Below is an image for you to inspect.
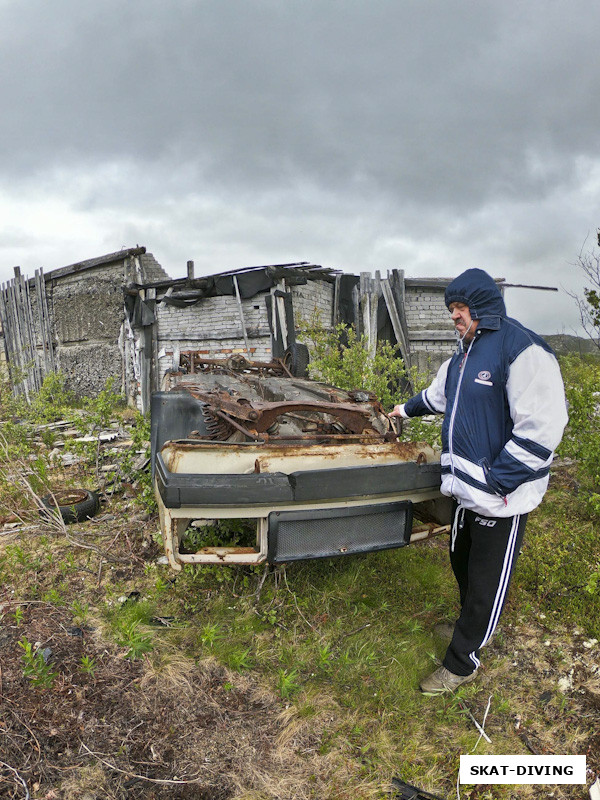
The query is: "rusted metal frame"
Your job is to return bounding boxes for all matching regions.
[277,358,294,378]
[180,430,394,444]
[252,402,375,434]
[160,503,267,569]
[409,523,451,543]
[211,409,264,441]
[187,391,378,434]
[253,432,395,443]
[178,353,288,374]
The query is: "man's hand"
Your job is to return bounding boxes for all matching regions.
[389,404,407,418]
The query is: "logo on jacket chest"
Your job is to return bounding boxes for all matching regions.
[474,370,493,386]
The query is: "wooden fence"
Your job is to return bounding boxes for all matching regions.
[0,267,55,400]
[354,269,412,372]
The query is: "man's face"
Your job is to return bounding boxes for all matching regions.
[449,302,479,343]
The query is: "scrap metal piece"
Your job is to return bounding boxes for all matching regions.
[391,778,446,800]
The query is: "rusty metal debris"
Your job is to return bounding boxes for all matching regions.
[164,357,393,443]
[154,357,448,570]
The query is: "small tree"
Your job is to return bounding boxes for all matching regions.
[299,318,410,410]
[569,236,600,349]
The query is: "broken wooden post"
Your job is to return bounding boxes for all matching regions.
[360,271,379,361]
[232,275,251,355]
[382,275,412,373]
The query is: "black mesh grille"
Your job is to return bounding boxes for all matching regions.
[267,502,412,563]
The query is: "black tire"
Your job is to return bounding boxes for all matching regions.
[283,342,310,378]
[41,489,100,524]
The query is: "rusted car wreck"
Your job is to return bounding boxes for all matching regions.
[152,354,448,570]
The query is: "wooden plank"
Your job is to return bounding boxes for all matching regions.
[333,274,341,326]
[369,272,380,360]
[275,280,288,351]
[0,286,13,378]
[360,272,371,352]
[8,277,28,401]
[501,283,557,291]
[21,272,41,391]
[382,278,411,370]
[390,269,411,350]
[3,281,20,388]
[15,268,36,396]
[352,282,360,336]
[148,288,160,393]
[360,272,380,361]
[233,275,251,355]
[34,269,49,375]
[41,269,55,372]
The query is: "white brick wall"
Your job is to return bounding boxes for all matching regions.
[291,280,334,328]
[404,284,456,377]
[404,286,449,329]
[153,281,334,378]
[156,294,271,340]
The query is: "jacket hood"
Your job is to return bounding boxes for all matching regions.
[444,268,506,319]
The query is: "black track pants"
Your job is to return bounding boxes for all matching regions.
[442,504,528,677]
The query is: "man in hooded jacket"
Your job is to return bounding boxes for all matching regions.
[390,268,568,695]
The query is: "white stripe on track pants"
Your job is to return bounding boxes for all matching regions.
[442,503,528,677]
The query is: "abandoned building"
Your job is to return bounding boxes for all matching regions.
[0,247,510,410]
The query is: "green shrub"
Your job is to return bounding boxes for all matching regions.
[299,318,409,410]
[558,354,600,500]
[299,316,442,447]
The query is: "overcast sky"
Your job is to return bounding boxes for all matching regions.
[1,0,599,335]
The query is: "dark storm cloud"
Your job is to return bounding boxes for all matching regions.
[2,0,600,212]
[0,0,598,335]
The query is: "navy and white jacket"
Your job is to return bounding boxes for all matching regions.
[398,269,568,518]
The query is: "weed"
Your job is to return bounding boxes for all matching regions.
[277,668,300,698]
[79,655,97,677]
[200,623,222,648]
[19,637,57,688]
[82,377,126,431]
[115,620,153,659]
[317,643,334,670]
[181,518,256,551]
[13,607,24,625]
[70,599,90,624]
[226,647,253,671]
[42,587,66,606]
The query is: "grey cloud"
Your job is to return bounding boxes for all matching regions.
[0,0,598,338]
[2,0,600,213]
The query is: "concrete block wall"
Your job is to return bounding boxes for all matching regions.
[404,285,449,330]
[154,280,334,381]
[404,283,456,377]
[291,280,334,329]
[155,293,273,377]
[50,262,128,398]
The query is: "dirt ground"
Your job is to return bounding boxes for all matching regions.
[0,514,599,800]
[0,598,346,800]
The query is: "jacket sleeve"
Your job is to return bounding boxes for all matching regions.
[402,358,450,417]
[485,344,568,497]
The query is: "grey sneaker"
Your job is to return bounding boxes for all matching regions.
[419,665,477,695]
